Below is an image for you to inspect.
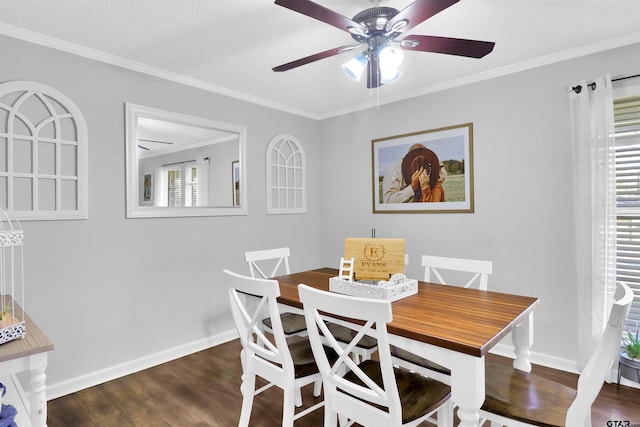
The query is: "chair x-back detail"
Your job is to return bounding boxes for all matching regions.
[327,255,384,363]
[422,255,493,290]
[298,284,452,427]
[224,269,325,426]
[245,247,291,280]
[391,255,494,384]
[324,253,409,364]
[479,282,634,427]
[244,247,307,337]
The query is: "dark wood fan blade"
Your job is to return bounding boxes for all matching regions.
[273,45,356,72]
[275,0,366,34]
[138,139,174,145]
[367,55,381,89]
[401,35,495,58]
[387,0,459,36]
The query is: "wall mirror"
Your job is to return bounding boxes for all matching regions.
[125,103,247,218]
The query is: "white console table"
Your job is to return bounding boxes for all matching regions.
[0,303,54,427]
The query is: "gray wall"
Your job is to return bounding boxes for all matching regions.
[2,33,640,396]
[0,35,323,393]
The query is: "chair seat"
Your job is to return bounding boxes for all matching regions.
[326,322,378,349]
[481,359,576,427]
[390,345,450,376]
[287,335,339,379]
[343,359,451,424]
[263,312,308,335]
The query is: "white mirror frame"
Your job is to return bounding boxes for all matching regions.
[125,103,247,218]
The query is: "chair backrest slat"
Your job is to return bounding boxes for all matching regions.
[245,247,291,279]
[422,254,493,290]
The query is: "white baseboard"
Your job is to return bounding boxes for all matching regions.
[46,329,238,400]
[47,330,639,401]
[490,342,579,373]
[490,342,640,389]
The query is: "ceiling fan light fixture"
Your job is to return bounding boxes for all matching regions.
[378,44,404,84]
[380,68,401,84]
[343,52,368,81]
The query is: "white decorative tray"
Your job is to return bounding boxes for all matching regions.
[0,319,26,345]
[329,276,418,301]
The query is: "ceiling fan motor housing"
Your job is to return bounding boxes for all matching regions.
[350,7,400,42]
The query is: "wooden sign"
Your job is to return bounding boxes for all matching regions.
[344,238,405,280]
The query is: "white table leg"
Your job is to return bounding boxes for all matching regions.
[450,353,484,427]
[512,312,534,372]
[28,353,49,427]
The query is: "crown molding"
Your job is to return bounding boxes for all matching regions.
[0,24,322,120]
[2,23,639,121]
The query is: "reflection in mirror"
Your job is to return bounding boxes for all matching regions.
[125,104,247,218]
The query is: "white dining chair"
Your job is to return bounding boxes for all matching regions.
[422,254,493,290]
[298,284,452,427]
[224,269,328,427]
[324,254,412,364]
[324,254,410,364]
[391,254,493,384]
[244,247,307,337]
[479,282,634,427]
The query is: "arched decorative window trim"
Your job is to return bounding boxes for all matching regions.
[0,81,88,220]
[266,134,307,214]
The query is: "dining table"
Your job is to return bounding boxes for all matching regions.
[273,267,540,427]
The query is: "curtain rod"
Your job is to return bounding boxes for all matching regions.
[571,73,640,94]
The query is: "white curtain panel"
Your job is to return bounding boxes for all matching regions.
[153,164,169,207]
[196,157,209,206]
[569,75,617,370]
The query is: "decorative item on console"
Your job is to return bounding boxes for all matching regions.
[0,382,18,426]
[0,208,25,345]
[329,237,417,301]
[618,320,640,384]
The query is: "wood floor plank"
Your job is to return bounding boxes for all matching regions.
[47,339,640,426]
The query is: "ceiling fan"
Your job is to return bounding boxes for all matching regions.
[137,138,174,151]
[272,0,495,88]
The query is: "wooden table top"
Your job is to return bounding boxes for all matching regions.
[274,268,539,358]
[0,298,54,363]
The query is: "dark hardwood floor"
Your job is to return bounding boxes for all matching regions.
[47,339,640,426]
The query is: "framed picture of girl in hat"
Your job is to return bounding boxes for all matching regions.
[372,123,473,213]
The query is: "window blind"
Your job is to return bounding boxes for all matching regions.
[615,94,640,328]
[168,168,182,207]
[185,166,199,207]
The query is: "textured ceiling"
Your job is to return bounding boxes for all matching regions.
[1,0,640,119]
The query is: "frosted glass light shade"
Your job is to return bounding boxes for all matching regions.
[379,45,404,84]
[343,53,367,81]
